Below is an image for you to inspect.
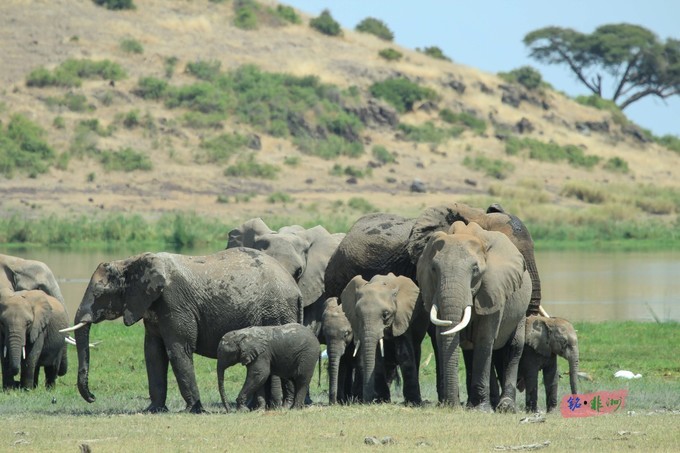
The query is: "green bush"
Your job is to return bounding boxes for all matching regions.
[355,17,394,41]
[100,147,152,172]
[274,5,301,24]
[378,48,402,61]
[295,135,364,159]
[233,0,259,29]
[505,137,600,169]
[310,9,342,36]
[27,59,126,88]
[347,197,377,213]
[44,92,90,112]
[120,38,143,54]
[267,192,293,203]
[439,109,486,134]
[369,77,438,113]
[283,155,300,166]
[121,110,140,128]
[655,134,680,154]
[417,46,451,61]
[371,145,396,164]
[181,112,226,129]
[463,155,514,180]
[78,118,113,137]
[603,156,630,173]
[497,66,546,90]
[561,181,606,204]
[52,116,66,129]
[164,56,178,79]
[224,154,279,179]
[196,132,249,163]
[0,115,55,177]
[93,0,135,10]
[574,94,629,126]
[185,60,222,81]
[134,77,168,100]
[398,122,463,144]
[330,164,370,178]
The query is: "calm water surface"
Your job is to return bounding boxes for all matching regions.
[2,247,679,323]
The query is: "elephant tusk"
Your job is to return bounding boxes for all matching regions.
[65,335,101,348]
[3,346,6,358]
[353,340,360,357]
[441,305,472,336]
[430,304,453,326]
[59,322,88,333]
[22,346,26,360]
[539,306,550,318]
[379,338,384,357]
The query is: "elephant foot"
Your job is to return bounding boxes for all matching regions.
[466,401,494,413]
[187,400,206,414]
[144,404,169,414]
[496,397,517,414]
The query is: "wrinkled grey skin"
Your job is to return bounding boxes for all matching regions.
[323,203,542,406]
[320,297,355,404]
[0,289,68,390]
[417,221,531,412]
[518,315,579,413]
[227,218,345,336]
[73,248,302,413]
[217,323,319,411]
[341,273,426,405]
[0,254,65,305]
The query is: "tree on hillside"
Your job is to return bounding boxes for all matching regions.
[524,23,680,110]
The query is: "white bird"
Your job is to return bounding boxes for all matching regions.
[614,370,642,379]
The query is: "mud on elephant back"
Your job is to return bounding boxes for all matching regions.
[64,248,302,413]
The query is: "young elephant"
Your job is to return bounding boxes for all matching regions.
[320,297,355,404]
[518,315,579,413]
[217,323,320,411]
[0,289,68,390]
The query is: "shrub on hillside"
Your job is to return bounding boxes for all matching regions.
[439,109,486,134]
[134,77,168,100]
[603,156,629,173]
[497,66,546,90]
[233,0,259,30]
[378,48,402,61]
[505,137,600,169]
[26,59,126,88]
[656,134,680,154]
[369,77,438,113]
[185,60,222,81]
[274,5,301,24]
[196,133,249,164]
[463,155,514,180]
[0,114,55,177]
[224,154,279,179]
[310,9,342,36]
[371,145,396,164]
[120,38,143,54]
[93,0,135,10]
[417,46,451,61]
[100,147,152,172]
[574,94,629,126]
[398,122,463,143]
[355,17,394,41]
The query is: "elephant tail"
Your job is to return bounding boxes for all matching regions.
[217,365,231,413]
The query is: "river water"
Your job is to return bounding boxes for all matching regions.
[2,247,679,323]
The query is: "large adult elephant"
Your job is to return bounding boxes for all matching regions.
[417,221,531,411]
[340,273,427,405]
[65,248,302,413]
[0,289,68,389]
[323,202,542,405]
[0,254,65,304]
[227,218,345,336]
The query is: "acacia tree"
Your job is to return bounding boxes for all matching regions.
[524,23,680,110]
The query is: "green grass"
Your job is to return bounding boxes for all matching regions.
[397,121,463,143]
[26,59,126,88]
[0,321,677,451]
[505,136,601,168]
[0,114,56,177]
[463,154,514,179]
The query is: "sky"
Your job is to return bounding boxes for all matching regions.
[283,0,679,137]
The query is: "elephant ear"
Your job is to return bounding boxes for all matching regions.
[415,231,448,312]
[298,227,341,307]
[239,329,268,366]
[123,253,167,326]
[226,218,272,249]
[389,274,419,337]
[407,203,486,266]
[29,296,53,343]
[525,316,551,357]
[340,275,367,332]
[472,224,526,315]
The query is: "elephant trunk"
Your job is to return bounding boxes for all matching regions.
[566,348,579,395]
[436,288,468,406]
[326,340,344,404]
[360,334,380,403]
[524,252,542,316]
[7,331,25,377]
[75,322,96,402]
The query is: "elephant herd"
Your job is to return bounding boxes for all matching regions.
[0,202,581,414]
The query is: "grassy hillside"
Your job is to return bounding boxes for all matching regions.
[0,0,678,246]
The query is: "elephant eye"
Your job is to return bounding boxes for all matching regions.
[343,330,351,339]
[382,310,391,321]
[472,263,480,276]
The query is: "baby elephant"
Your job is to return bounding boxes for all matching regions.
[217,323,319,412]
[518,315,579,413]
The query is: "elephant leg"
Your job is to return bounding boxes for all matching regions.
[166,342,202,413]
[497,319,525,413]
[543,357,559,413]
[428,324,443,399]
[292,377,309,409]
[144,331,169,413]
[374,353,391,403]
[523,363,540,413]
[58,345,68,377]
[396,337,422,405]
[468,342,493,411]
[489,358,501,409]
[282,377,296,409]
[269,376,284,408]
[237,365,269,410]
[462,348,473,404]
[44,365,58,389]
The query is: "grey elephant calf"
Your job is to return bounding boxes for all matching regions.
[217,323,320,411]
[518,315,579,413]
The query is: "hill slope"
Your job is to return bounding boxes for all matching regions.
[0,0,678,230]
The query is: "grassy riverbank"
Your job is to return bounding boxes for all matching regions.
[0,321,678,451]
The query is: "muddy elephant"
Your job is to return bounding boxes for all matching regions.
[65,248,302,413]
[518,315,579,413]
[227,218,345,336]
[0,254,65,304]
[0,289,68,390]
[417,221,531,411]
[217,323,319,411]
[340,273,426,405]
[320,297,356,404]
